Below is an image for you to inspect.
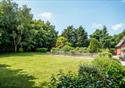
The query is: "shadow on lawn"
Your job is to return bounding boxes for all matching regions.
[0,64,38,88]
[0,52,47,58]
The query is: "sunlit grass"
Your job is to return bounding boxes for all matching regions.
[0,53,92,87]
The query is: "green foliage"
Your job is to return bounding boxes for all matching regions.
[97,49,112,58]
[51,47,90,55]
[88,38,100,53]
[51,48,59,54]
[62,25,88,47]
[56,36,68,48]
[61,45,74,52]
[48,55,125,88]
[90,26,114,49]
[19,48,24,52]
[36,48,48,52]
[62,25,76,47]
[75,47,89,53]
[93,57,125,87]
[0,0,124,53]
[48,65,110,88]
[75,26,88,47]
[0,0,57,52]
[114,29,125,43]
[31,21,57,51]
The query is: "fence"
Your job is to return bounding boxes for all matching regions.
[49,51,97,58]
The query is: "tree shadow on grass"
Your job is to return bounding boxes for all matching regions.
[0,64,38,88]
[0,52,47,58]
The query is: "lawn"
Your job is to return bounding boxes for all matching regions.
[0,53,92,88]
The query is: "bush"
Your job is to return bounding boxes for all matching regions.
[69,49,77,55]
[51,47,90,55]
[61,45,74,52]
[88,38,100,53]
[56,36,68,48]
[51,48,59,54]
[48,56,125,88]
[69,47,89,55]
[93,57,125,87]
[97,49,112,58]
[36,48,48,52]
[19,48,24,52]
[48,65,112,88]
[75,47,89,53]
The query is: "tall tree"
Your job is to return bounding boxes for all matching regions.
[0,0,33,52]
[17,5,34,52]
[113,29,125,43]
[90,26,112,49]
[75,26,88,47]
[31,21,58,50]
[62,25,76,47]
[14,5,33,52]
[88,38,100,53]
[0,0,18,52]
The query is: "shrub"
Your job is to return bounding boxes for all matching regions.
[61,45,74,52]
[78,47,89,53]
[48,56,125,88]
[36,48,47,52]
[88,38,100,53]
[56,36,68,48]
[97,49,112,58]
[106,60,125,87]
[70,47,89,54]
[51,48,59,54]
[93,57,125,87]
[48,65,112,88]
[51,47,90,55]
[19,48,24,52]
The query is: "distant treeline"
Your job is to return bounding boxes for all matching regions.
[0,0,124,52]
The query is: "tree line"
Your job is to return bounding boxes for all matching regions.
[0,0,124,53]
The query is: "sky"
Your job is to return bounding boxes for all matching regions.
[13,0,125,35]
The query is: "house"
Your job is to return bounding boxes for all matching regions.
[115,37,125,65]
[115,36,125,55]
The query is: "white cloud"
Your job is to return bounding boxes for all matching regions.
[122,0,125,3]
[38,12,53,19]
[111,23,125,30]
[91,23,103,29]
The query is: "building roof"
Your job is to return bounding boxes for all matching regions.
[116,36,125,47]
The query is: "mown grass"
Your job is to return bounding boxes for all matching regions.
[0,52,92,88]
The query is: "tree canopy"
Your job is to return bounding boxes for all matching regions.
[0,0,124,53]
[0,0,57,52]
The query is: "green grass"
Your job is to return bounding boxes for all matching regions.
[0,53,92,88]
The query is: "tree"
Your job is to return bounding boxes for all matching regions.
[12,25,24,52]
[0,0,33,52]
[13,5,33,52]
[75,26,88,47]
[88,38,100,53]
[90,26,112,49]
[62,25,88,47]
[62,25,76,47]
[17,5,33,51]
[31,21,58,51]
[90,29,102,41]
[0,0,18,52]
[56,36,69,48]
[0,0,57,52]
[113,29,125,43]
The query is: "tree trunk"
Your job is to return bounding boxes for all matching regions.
[14,45,17,52]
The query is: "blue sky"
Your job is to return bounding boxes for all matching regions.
[13,0,125,35]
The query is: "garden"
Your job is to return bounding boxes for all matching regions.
[0,0,125,88]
